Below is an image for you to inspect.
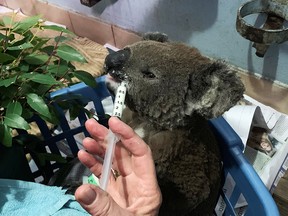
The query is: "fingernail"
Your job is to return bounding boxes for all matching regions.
[81,186,97,205]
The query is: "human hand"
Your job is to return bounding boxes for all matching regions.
[75,117,162,216]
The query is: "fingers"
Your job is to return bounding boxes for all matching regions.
[85,118,108,142]
[109,117,150,157]
[78,150,103,177]
[85,117,149,157]
[82,137,105,157]
[84,117,155,178]
[108,117,156,178]
[75,184,131,216]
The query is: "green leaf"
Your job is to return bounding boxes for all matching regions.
[20,73,60,85]
[7,42,34,50]
[41,25,75,35]
[2,16,13,27]
[54,35,70,43]
[21,109,33,120]
[13,15,42,33]
[73,70,97,88]
[13,134,42,147]
[33,84,51,95]
[36,152,67,166]
[0,76,17,87]
[46,64,69,77]
[24,53,49,65]
[4,113,30,130]
[41,45,54,55]
[37,105,59,125]
[56,45,87,63]
[7,33,15,42]
[26,93,51,119]
[6,101,22,115]
[19,64,30,72]
[0,19,4,27]
[17,82,34,96]
[0,32,8,40]
[69,105,82,120]
[52,93,83,104]
[0,53,15,63]
[32,38,50,52]
[0,123,12,147]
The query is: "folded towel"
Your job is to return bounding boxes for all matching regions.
[0,178,89,216]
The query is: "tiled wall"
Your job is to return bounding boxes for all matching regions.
[1,0,288,114]
[1,0,141,48]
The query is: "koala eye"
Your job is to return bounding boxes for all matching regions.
[141,70,156,79]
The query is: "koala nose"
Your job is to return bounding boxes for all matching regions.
[104,49,130,73]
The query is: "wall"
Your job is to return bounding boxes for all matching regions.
[22,0,288,86]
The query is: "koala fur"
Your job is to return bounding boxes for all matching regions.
[105,33,245,216]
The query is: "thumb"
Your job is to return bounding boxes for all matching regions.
[75,184,129,216]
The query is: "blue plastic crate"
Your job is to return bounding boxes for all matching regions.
[28,75,279,215]
[209,117,279,216]
[24,76,111,181]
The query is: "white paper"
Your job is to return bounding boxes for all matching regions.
[223,94,288,192]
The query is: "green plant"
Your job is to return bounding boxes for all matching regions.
[0,14,97,147]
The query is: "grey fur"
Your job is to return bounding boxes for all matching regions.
[105,33,245,216]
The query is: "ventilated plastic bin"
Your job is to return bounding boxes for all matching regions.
[23,76,111,182]
[27,75,279,215]
[209,117,279,216]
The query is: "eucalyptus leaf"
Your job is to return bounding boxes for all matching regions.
[0,86,18,100]
[0,124,12,147]
[46,64,69,77]
[24,53,49,65]
[19,64,30,72]
[41,25,75,35]
[26,93,51,119]
[41,153,67,163]
[17,82,34,96]
[7,33,15,42]
[32,38,50,52]
[41,45,54,55]
[21,109,33,120]
[0,76,17,87]
[36,152,67,166]
[0,19,4,27]
[84,108,94,119]
[21,73,60,85]
[52,93,84,104]
[56,45,87,63]
[6,101,22,115]
[54,36,70,43]
[0,33,6,40]
[0,53,15,63]
[73,70,97,88]
[0,14,93,147]
[4,113,30,130]
[13,134,42,147]
[30,74,60,85]
[38,106,59,125]
[7,42,34,50]
[35,84,53,95]
[2,16,13,27]
[13,15,42,33]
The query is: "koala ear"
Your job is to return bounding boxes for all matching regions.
[184,61,245,119]
[142,32,169,43]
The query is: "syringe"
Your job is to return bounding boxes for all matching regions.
[99,82,127,191]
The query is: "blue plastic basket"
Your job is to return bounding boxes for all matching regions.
[23,76,111,181]
[27,75,279,215]
[209,118,279,216]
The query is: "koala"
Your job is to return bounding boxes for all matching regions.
[105,33,245,216]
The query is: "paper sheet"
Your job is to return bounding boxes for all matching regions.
[223,94,288,191]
